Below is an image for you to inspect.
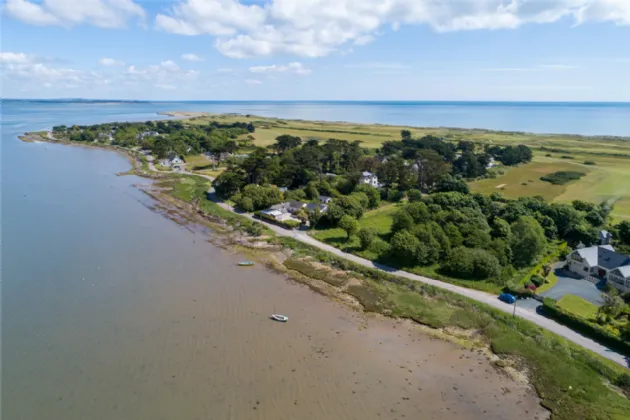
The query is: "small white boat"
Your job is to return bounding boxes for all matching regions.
[270,314,288,322]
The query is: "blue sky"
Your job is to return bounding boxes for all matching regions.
[2,0,629,101]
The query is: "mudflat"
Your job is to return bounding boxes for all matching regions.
[6,228,547,420]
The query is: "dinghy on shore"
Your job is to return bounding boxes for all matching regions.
[238,261,254,266]
[270,314,288,322]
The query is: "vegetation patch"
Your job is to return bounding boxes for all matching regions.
[557,295,599,320]
[540,171,586,185]
[275,236,630,419]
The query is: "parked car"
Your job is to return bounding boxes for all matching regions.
[499,293,516,304]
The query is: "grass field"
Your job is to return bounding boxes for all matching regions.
[557,294,599,320]
[470,153,630,220]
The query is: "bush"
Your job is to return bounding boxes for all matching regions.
[530,275,545,288]
[440,247,501,280]
[540,171,585,185]
[358,227,377,250]
[560,155,575,159]
[541,299,630,355]
[583,161,596,165]
[407,189,422,202]
[369,237,390,254]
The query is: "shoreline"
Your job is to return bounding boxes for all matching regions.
[17,128,630,418]
[159,111,630,141]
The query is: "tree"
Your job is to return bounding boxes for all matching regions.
[239,196,254,212]
[272,134,302,154]
[246,122,255,133]
[308,208,322,229]
[585,210,605,227]
[390,230,421,265]
[339,215,359,240]
[617,221,630,245]
[542,263,552,278]
[444,223,464,247]
[391,210,414,233]
[355,184,380,208]
[358,227,377,250]
[411,224,440,264]
[491,217,512,240]
[407,189,422,202]
[213,170,247,198]
[597,289,625,323]
[510,216,547,268]
[401,129,412,140]
[434,174,470,194]
[440,247,501,280]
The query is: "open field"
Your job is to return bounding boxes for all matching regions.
[470,153,630,220]
[171,111,630,156]
[172,112,630,219]
[557,294,599,320]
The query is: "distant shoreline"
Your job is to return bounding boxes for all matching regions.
[159,111,630,142]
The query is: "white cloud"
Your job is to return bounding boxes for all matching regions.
[156,0,630,58]
[155,84,176,90]
[1,51,93,88]
[249,62,312,75]
[5,0,145,28]
[182,53,204,61]
[354,35,375,46]
[0,52,31,64]
[99,57,125,66]
[245,79,262,85]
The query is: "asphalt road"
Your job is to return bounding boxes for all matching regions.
[208,196,629,367]
[160,168,629,368]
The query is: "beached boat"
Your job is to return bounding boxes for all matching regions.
[270,314,288,322]
[238,261,254,266]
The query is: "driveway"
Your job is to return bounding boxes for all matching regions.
[540,269,605,306]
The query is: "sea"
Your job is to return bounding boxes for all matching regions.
[4,98,624,420]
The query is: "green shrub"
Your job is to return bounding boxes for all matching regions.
[357,227,377,250]
[440,247,501,280]
[530,275,545,288]
[540,171,586,185]
[583,161,596,165]
[541,299,630,355]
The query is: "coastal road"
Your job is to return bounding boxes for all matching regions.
[153,166,629,368]
[207,194,629,368]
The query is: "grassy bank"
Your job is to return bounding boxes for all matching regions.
[274,237,630,420]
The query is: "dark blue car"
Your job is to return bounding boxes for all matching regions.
[499,293,516,304]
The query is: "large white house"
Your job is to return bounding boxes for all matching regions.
[567,242,630,294]
[360,171,379,188]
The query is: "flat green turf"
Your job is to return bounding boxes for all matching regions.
[557,294,599,320]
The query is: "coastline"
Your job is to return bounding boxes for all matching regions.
[18,127,630,419]
[158,111,630,141]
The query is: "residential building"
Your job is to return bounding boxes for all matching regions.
[359,171,379,188]
[600,230,613,245]
[567,243,630,293]
[260,209,300,223]
[318,195,333,204]
[306,202,328,213]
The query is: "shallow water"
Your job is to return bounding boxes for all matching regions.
[2,101,549,419]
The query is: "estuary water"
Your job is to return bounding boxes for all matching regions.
[0,100,557,420]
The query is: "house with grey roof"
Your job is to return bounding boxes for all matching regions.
[359,171,379,188]
[567,243,630,293]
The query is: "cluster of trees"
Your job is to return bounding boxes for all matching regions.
[214,136,369,196]
[52,120,254,161]
[348,192,612,282]
[375,133,532,192]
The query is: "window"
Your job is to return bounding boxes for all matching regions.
[583,267,588,272]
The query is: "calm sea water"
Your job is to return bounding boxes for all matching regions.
[0,99,612,419]
[4,99,630,136]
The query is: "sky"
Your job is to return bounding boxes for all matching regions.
[1,0,629,101]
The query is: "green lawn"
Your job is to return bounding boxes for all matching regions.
[557,295,599,320]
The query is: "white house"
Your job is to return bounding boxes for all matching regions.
[567,244,630,293]
[318,195,333,204]
[360,171,379,188]
[260,209,300,223]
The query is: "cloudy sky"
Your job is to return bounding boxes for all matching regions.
[2,0,629,101]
